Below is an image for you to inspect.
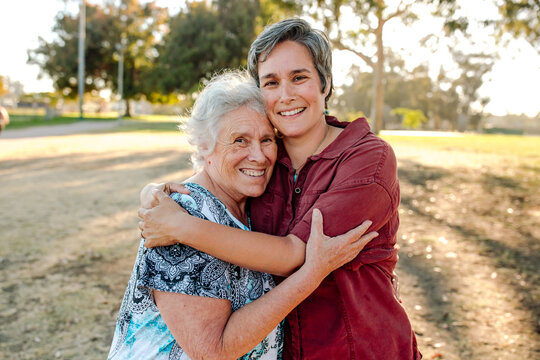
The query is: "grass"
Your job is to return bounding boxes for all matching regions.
[382,133,540,158]
[5,111,181,131]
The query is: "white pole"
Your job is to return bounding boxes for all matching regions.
[118,44,124,121]
[78,0,86,119]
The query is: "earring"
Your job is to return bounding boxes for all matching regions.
[324,109,330,116]
[273,128,284,139]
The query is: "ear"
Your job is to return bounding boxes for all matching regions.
[322,76,332,98]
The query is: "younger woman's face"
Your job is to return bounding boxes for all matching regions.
[257,41,329,140]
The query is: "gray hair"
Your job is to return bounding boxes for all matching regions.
[183,70,266,169]
[247,18,333,105]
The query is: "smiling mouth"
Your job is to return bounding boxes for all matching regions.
[240,169,265,177]
[279,108,305,116]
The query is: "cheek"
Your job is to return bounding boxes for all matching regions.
[264,145,278,164]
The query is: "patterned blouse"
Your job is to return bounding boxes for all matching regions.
[108,183,283,359]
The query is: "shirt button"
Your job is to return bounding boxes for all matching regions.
[294,187,301,194]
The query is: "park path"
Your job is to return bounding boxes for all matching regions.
[0,120,121,139]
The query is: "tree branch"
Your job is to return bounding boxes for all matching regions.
[331,39,375,69]
[382,1,412,25]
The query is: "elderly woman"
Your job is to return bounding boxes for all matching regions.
[139,19,421,359]
[109,71,376,360]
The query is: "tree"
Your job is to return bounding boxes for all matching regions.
[450,51,494,130]
[497,0,540,51]
[111,0,168,115]
[153,0,297,96]
[302,0,462,133]
[28,0,167,116]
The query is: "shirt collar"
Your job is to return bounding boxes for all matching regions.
[277,116,372,168]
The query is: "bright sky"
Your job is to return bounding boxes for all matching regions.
[1,0,539,116]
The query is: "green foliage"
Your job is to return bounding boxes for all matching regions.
[27,0,167,105]
[391,107,428,129]
[153,0,262,94]
[498,0,540,50]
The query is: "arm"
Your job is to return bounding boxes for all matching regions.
[154,210,375,360]
[289,142,400,270]
[139,192,306,276]
[139,191,376,276]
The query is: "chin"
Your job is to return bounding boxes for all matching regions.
[243,184,267,198]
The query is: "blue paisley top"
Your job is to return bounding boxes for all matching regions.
[108,183,283,360]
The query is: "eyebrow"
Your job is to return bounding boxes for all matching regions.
[260,68,312,80]
[229,129,274,139]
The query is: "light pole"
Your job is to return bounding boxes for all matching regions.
[78,0,86,120]
[117,36,126,121]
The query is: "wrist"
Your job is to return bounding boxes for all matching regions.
[170,210,190,245]
[294,264,325,292]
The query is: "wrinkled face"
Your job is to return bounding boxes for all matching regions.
[205,105,277,202]
[258,41,330,139]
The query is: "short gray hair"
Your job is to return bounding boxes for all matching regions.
[247,18,333,105]
[183,70,266,169]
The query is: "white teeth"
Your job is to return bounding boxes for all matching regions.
[241,169,265,177]
[280,108,304,116]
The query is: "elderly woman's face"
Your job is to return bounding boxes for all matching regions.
[205,105,277,201]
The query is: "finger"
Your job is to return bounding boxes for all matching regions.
[152,189,170,202]
[138,221,144,231]
[166,182,190,195]
[345,219,373,239]
[138,207,149,219]
[310,208,324,240]
[354,231,379,247]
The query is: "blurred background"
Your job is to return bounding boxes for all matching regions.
[0,1,539,359]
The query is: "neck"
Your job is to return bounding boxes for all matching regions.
[190,171,248,225]
[283,120,330,170]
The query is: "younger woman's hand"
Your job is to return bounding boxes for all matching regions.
[140,182,190,209]
[303,209,378,280]
[139,190,188,248]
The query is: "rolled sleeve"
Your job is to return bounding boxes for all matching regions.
[290,142,400,271]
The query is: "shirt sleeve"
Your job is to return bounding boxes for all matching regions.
[136,192,232,300]
[290,141,400,270]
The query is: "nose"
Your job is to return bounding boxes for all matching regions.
[248,142,266,163]
[279,82,295,103]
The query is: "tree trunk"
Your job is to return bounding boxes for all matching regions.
[373,18,385,134]
[124,99,131,118]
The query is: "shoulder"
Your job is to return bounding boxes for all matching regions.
[335,130,397,182]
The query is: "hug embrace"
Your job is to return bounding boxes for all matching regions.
[108,18,421,360]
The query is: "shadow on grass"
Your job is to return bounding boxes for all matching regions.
[398,159,540,335]
[398,253,473,355]
[398,159,451,187]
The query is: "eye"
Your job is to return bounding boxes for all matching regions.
[262,137,275,144]
[234,138,247,145]
[293,75,307,82]
[262,80,278,87]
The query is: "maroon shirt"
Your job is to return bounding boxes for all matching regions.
[251,117,421,359]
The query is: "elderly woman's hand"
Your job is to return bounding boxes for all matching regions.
[303,209,378,280]
[138,190,188,248]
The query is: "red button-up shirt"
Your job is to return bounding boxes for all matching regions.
[251,117,421,360]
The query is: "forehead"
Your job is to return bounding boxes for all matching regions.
[258,41,316,76]
[219,106,272,137]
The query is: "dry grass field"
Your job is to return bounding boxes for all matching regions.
[0,122,539,359]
